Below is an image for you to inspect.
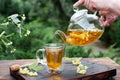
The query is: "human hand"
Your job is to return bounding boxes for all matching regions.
[73,0,119,26]
[73,0,111,11]
[99,11,118,27]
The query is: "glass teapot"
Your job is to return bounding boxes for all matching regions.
[55,8,104,46]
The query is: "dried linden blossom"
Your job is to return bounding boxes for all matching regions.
[27,72,38,76]
[19,68,29,75]
[72,58,81,66]
[71,58,88,74]
[19,67,38,76]
[77,64,88,74]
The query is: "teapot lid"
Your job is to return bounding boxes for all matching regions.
[70,9,88,22]
[70,8,99,30]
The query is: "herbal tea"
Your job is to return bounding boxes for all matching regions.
[45,48,63,70]
[36,43,65,74]
[66,29,104,46]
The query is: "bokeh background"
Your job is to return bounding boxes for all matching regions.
[0,0,120,64]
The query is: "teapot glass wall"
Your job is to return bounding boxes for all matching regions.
[55,9,104,46]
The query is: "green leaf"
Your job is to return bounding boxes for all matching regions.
[32,66,44,71]
[28,62,44,71]
[28,62,38,69]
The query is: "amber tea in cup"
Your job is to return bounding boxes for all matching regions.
[36,43,65,74]
[45,48,64,70]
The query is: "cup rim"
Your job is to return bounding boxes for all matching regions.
[44,43,65,49]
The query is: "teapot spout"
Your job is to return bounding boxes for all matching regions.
[55,30,67,43]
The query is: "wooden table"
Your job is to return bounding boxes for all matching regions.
[0,57,120,80]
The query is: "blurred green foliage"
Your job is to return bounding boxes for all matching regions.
[65,45,92,58]
[101,18,120,47]
[0,0,120,64]
[0,14,28,52]
[91,44,120,64]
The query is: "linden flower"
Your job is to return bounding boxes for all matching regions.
[20,68,29,75]
[20,67,38,76]
[10,48,16,53]
[72,59,81,66]
[21,14,26,20]
[17,24,21,28]
[6,41,13,46]
[77,64,88,74]
[72,58,82,66]
[27,71,38,76]
[24,30,30,36]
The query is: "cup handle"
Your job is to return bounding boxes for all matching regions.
[36,49,46,65]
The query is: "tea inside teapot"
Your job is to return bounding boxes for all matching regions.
[65,29,103,46]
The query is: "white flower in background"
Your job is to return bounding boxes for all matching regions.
[0,14,29,54]
[21,14,26,20]
[6,41,13,46]
[17,24,21,28]
[10,48,16,53]
[24,30,30,36]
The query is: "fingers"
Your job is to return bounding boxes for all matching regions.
[73,0,96,11]
[99,14,118,27]
[73,0,118,27]
[73,0,84,7]
[99,10,119,27]
[99,11,109,16]
[99,16,110,27]
[86,1,97,11]
[99,11,110,26]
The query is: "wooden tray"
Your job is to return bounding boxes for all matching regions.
[10,60,116,80]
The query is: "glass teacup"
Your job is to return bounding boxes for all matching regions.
[36,43,65,74]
